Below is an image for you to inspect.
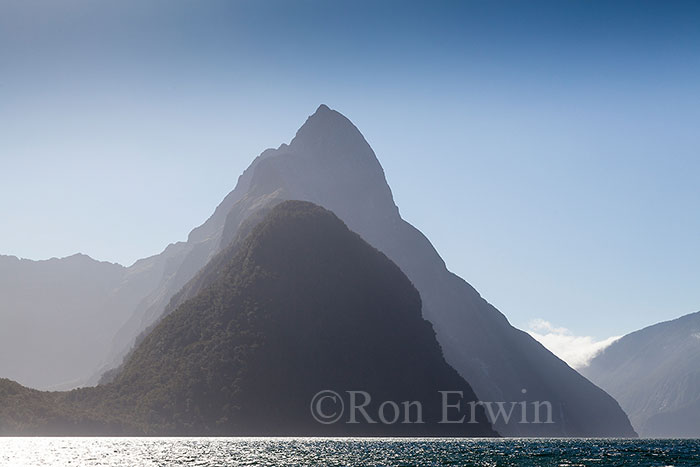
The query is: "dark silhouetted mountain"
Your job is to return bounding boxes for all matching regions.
[1,104,635,437]
[582,311,700,437]
[0,201,497,436]
[108,105,632,436]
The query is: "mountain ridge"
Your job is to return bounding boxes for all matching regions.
[0,104,636,437]
[583,310,700,437]
[105,104,634,437]
[1,201,497,437]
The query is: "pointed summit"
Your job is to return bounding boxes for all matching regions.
[54,103,634,438]
[290,104,372,159]
[234,104,400,245]
[308,103,340,121]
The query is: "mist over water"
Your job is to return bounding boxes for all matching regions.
[1,438,698,467]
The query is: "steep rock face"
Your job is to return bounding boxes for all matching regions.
[583,311,700,437]
[111,105,635,436]
[0,201,497,437]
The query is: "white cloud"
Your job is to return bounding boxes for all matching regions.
[526,319,620,369]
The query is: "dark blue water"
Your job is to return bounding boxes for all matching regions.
[1,438,698,466]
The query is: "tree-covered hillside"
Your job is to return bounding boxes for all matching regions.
[0,201,496,436]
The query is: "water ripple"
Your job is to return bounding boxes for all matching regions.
[0,437,698,466]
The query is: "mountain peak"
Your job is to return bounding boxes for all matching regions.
[290,105,370,156]
[315,103,331,113]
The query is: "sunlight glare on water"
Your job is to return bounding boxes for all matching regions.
[0,437,698,466]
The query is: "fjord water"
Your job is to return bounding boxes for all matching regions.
[1,438,698,466]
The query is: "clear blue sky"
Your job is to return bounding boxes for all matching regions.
[2,0,699,339]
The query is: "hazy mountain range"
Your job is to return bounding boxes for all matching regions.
[0,253,158,390]
[583,311,700,437]
[0,201,497,436]
[0,105,636,436]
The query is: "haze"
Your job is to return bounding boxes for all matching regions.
[2,0,699,344]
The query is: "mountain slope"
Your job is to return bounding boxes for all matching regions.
[117,104,632,436]
[0,254,157,390]
[0,155,273,390]
[1,201,497,436]
[97,145,287,380]
[582,311,700,437]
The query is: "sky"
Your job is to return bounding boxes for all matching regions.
[2,0,699,349]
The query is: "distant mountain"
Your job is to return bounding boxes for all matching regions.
[582,311,700,437]
[0,210,243,390]
[0,201,497,436]
[0,254,156,390]
[104,104,635,437]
